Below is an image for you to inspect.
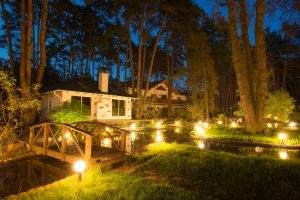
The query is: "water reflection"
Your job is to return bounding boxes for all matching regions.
[0,157,71,199]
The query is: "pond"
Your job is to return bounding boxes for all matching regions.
[0,156,72,199]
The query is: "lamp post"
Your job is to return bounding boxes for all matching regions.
[74,160,87,181]
[278,132,287,144]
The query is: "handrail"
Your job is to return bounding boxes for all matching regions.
[71,121,129,134]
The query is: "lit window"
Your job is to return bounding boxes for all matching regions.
[112,99,125,116]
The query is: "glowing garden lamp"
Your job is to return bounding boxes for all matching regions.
[279,151,288,160]
[198,121,203,125]
[175,128,180,133]
[203,122,209,128]
[131,131,136,142]
[198,142,205,149]
[274,123,278,128]
[130,123,137,130]
[217,120,223,125]
[104,138,110,146]
[278,132,287,143]
[105,127,110,132]
[255,146,263,156]
[238,118,242,123]
[289,121,297,128]
[155,130,163,142]
[274,116,278,120]
[175,121,180,126]
[74,160,87,181]
[231,122,237,128]
[156,121,162,128]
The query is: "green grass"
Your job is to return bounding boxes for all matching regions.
[203,126,300,145]
[12,166,206,200]
[135,143,300,200]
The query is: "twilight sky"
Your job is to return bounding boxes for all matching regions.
[0,0,286,59]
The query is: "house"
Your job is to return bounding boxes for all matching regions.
[125,80,188,117]
[41,68,135,121]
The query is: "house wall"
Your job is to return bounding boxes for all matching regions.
[41,90,132,120]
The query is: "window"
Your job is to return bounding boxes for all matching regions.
[71,96,91,116]
[161,95,167,99]
[112,99,125,116]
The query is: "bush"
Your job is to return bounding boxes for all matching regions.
[50,100,89,124]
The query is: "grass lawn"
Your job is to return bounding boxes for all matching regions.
[197,126,300,145]
[8,143,300,200]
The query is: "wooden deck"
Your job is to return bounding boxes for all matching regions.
[20,122,131,165]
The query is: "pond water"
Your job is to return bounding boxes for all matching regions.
[0,156,72,199]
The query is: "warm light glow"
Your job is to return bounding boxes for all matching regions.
[65,132,70,139]
[131,131,136,141]
[279,151,288,160]
[198,142,205,149]
[175,121,180,126]
[274,123,278,128]
[217,120,223,125]
[289,121,297,128]
[255,146,263,154]
[130,123,137,130]
[196,127,205,135]
[278,132,287,141]
[203,122,209,128]
[105,127,110,132]
[267,123,272,128]
[274,116,278,120]
[74,160,86,173]
[231,122,237,128]
[156,122,162,128]
[175,128,180,133]
[156,135,163,142]
[267,114,271,118]
[238,118,242,122]
[104,138,110,145]
[198,121,203,124]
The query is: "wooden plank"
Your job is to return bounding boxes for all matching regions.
[29,128,34,151]
[43,124,48,155]
[85,135,92,163]
[61,125,68,160]
[69,130,85,157]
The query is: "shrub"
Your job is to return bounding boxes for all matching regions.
[50,100,89,124]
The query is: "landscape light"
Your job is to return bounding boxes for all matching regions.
[217,120,223,125]
[255,146,263,156]
[175,121,180,126]
[274,123,278,128]
[267,123,272,128]
[105,127,110,132]
[131,131,136,142]
[196,127,205,135]
[231,122,237,128]
[288,121,297,128]
[104,138,110,145]
[74,160,87,181]
[156,121,161,128]
[279,151,288,160]
[203,122,209,128]
[267,114,271,118]
[65,131,70,139]
[238,118,242,122]
[278,132,287,143]
[130,123,137,130]
[175,128,180,133]
[274,116,278,120]
[198,121,203,124]
[155,131,163,142]
[198,142,205,149]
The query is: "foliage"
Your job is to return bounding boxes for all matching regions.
[50,100,89,124]
[265,90,295,123]
[0,70,40,147]
[186,96,203,120]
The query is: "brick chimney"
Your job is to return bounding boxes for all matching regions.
[98,68,108,93]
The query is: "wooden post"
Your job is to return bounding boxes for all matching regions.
[97,127,101,147]
[61,125,68,161]
[29,128,34,151]
[120,132,126,151]
[85,135,92,164]
[43,125,48,155]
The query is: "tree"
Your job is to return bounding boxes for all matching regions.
[227,0,268,133]
[265,90,295,123]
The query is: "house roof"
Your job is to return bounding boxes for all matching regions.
[41,78,134,98]
[124,80,186,96]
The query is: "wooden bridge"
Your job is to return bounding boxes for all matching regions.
[20,121,131,165]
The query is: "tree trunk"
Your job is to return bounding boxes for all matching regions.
[25,0,33,86]
[255,0,267,132]
[34,0,48,85]
[227,0,257,133]
[20,0,27,91]
[0,0,14,75]
[116,36,121,87]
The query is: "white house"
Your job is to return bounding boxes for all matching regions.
[41,69,135,121]
[126,80,188,117]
